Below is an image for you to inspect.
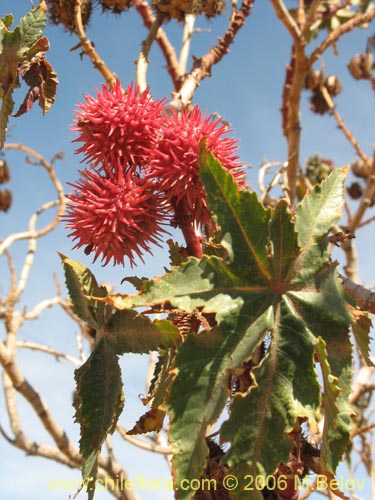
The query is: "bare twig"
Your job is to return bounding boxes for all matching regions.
[0,340,81,463]
[179,14,196,75]
[320,85,370,165]
[134,0,182,90]
[15,340,82,367]
[136,12,166,92]
[339,274,375,313]
[269,0,301,41]
[116,424,172,455]
[170,0,255,108]
[308,6,375,66]
[349,153,375,232]
[73,0,117,88]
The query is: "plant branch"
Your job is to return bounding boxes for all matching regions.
[283,45,308,204]
[269,0,301,41]
[134,0,182,90]
[170,0,255,108]
[339,274,375,314]
[0,340,81,463]
[136,12,166,92]
[308,6,375,66]
[320,85,370,165]
[73,0,117,88]
[179,14,196,75]
[15,340,82,367]
[116,424,172,455]
[349,152,375,232]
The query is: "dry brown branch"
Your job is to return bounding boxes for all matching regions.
[269,0,301,41]
[73,0,117,88]
[0,339,81,462]
[169,0,255,108]
[283,44,308,204]
[350,366,375,404]
[340,275,375,313]
[116,424,172,455]
[308,6,375,66]
[15,340,82,367]
[352,422,375,438]
[136,12,167,92]
[349,153,375,231]
[320,85,370,165]
[179,14,196,75]
[134,0,182,90]
[359,214,375,228]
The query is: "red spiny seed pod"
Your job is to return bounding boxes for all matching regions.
[0,160,10,184]
[46,0,92,33]
[73,81,166,175]
[146,106,245,228]
[0,189,12,212]
[65,169,168,266]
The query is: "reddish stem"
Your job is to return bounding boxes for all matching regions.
[173,199,203,259]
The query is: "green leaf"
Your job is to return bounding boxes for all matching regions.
[315,337,352,473]
[60,254,110,329]
[74,338,124,485]
[199,147,272,284]
[106,310,182,354]
[0,2,57,147]
[293,167,348,284]
[102,152,353,498]
[352,313,373,367]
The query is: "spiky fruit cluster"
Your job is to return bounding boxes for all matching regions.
[65,170,167,266]
[66,81,244,266]
[73,81,166,173]
[46,0,92,33]
[153,0,225,21]
[147,106,244,227]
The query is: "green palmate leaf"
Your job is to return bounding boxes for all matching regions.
[293,166,348,284]
[199,145,272,284]
[315,337,352,473]
[352,313,374,367]
[0,2,57,147]
[74,338,124,487]
[106,310,181,354]
[60,254,110,329]
[102,152,354,499]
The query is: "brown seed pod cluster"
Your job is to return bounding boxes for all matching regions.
[304,68,342,115]
[98,0,132,14]
[347,182,363,200]
[0,189,12,213]
[0,160,11,184]
[46,0,93,33]
[351,159,372,179]
[153,0,226,21]
[348,53,373,80]
[0,159,12,213]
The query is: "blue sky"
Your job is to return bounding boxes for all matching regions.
[0,1,374,499]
